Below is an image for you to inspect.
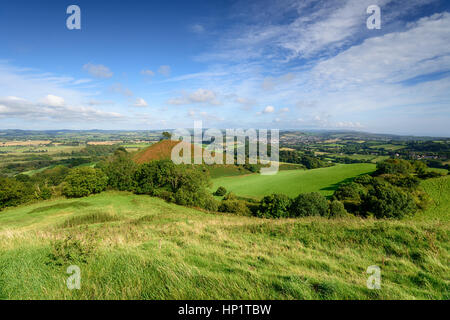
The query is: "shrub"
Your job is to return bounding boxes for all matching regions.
[223,192,237,200]
[379,174,420,189]
[328,200,348,218]
[62,167,108,198]
[39,186,53,200]
[353,174,374,185]
[214,186,227,196]
[362,181,417,219]
[103,151,137,191]
[257,194,292,218]
[290,192,328,217]
[376,159,413,175]
[33,165,70,186]
[0,177,35,210]
[333,182,366,201]
[218,199,251,216]
[47,236,96,266]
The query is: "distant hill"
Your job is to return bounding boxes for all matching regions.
[133,139,206,164]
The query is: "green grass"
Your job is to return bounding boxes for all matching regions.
[212,163,376,199]
[0,191,448,300]
[413,175,450,222]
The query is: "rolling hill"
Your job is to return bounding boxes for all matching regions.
[0,190,448,299]
[212,163,376,199]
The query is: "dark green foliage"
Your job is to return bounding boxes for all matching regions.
[376,159,413,175]
[290,192,329,217]
[243,163,260,173]
[103,152,137,191]
[14,174,31,183]
[418,171,446,179]
[379,174,420,189]
[223,192,237,200]
[257,194,292,218]
[333,182,366,202]
[47,236,96,266]
[412,161,428,176]
[218,199,251,216]
[39,186,52,200]
[133,160,216,210]
[328,200,348,218]
[62,167,108,198]
[353,174,374,185]
[279,150,330,169]
[0,177,35,210]
[214,186,227,196]
[33,165,70,186]
[162,131,172,140]
[362,181,417,219]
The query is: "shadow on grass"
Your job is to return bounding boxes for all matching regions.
[320,172,372,198]
[28,201,92,214]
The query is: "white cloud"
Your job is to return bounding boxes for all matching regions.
[110,83,133,97]
[42,94,65,107]
[263,105,275,113]
[141,69,155,76]
[158,65,171,77]
[134,98,148,107]
[82,63,113,79]
[0,96,123,122]
[190,24,205,34]
[168,88,221,106]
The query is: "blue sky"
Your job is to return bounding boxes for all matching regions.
[0,0,449,136]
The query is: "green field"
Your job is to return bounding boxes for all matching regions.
[212,163,376,199]
[414,175,450,222]
[0,191,448,300]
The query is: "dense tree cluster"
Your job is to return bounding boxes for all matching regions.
[279,150,331,169]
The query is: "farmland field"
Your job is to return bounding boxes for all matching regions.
[212,163,376,199]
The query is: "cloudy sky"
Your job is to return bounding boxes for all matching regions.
[0,0,449,136]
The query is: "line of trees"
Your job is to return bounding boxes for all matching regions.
[1,150,447,221]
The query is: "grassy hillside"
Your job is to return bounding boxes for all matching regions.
[0,191,448,300]
[413,175,450,222]
[212,163,376,199]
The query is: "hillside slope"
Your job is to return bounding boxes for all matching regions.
[0,191,448,300]
[212,163,376,198]
[133,139,206,164]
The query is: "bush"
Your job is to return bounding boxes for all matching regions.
[218,199,251,216]
[379,174,420,189]
[223,192,237,200]
[39,186,52,200]
[376,159,413,175]
[62,167,108,198]
[103,151,137,191]
[328,200,348,218]
[0,177,35,210]
[333,182,366,202]
[362,181,417,219]
[257,194,292,218]
[353,174,374,185]
[133,160,216,211]
[214,186,227,196]
[290,192,328,217]
[47,236,96,266]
